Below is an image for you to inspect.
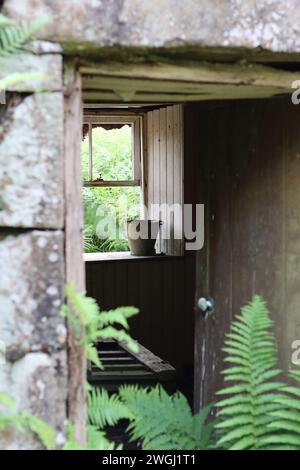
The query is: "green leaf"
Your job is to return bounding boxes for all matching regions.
[85,344,102,369]
[26,415,55,450]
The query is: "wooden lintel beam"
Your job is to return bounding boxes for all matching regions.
[80,61,298,90]
[83,87,286,103]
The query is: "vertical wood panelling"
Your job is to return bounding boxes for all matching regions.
[153,109,161,252]
[166,106,175,254]
[173,105,184,255]
[146,112,154,220]
[85,258,194,378]
[159,108,167,252]
[192,98,300,410]
[146,105,184,255]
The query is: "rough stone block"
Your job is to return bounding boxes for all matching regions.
[3,0,300,55]
[0,52,62,92]
[0,92,64,228]
[0,351,68,449]
[0,230,66,358]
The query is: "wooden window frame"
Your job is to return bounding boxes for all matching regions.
[83,114,142,187]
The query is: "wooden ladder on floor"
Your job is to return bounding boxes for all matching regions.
[88,339,176,392]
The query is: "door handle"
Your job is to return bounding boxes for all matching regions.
[197,297,215,318]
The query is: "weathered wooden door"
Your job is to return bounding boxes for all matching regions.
[193,98,300,411]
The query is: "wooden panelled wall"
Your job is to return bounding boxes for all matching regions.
[86,254,195,380]
[86,104,195,382]
[85,98,300,407]
[145,105,184,255]
[191,98,300,409]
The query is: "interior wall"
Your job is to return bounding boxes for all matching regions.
[190,98,300,408]
[145,105,184,255]
[85,104,197,388]
[85,254,195,383]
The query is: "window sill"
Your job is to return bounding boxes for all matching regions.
[83,252,179,262]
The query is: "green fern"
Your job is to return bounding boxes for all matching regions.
[0,392,54,449]
[63,417,120,451]
[262,370,300,449]
[215,293,300,450]
[24,414,55,450]
[118,385,213,450]
[86,425,122,450]
[0,15,49,56]
[0,14,50,90]
[88,388,132,428]
[61,284,139,368]
[215,295,285,450]
[63,423,121,450]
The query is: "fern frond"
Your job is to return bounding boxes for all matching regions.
[97,307,139,330]
[0,17,50,57]
[0,391,54,449]
[24,414,55,450]
[87,425,121,450]
[87,388,132,429]
[0,14,15,27]
[118,385,213,450]
[266,369,300,449]
[62,284,139,367]
[215,295,285,450]
[91,326,139,353]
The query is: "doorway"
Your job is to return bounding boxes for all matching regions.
[65,60,297,416]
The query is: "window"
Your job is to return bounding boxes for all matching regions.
[82,115,142,186]
[82,114,143,254]
[82,105,184,258]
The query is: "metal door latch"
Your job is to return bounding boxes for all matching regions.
[197,297,215,318]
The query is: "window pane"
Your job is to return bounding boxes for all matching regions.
[92,125,133,181]
[83,186,141,253]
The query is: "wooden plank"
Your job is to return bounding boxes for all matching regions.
[83,75,280,94]
[193,104,214,411]
[103,262,116,308]
[80,61,299,89]
[146,111,154,218]
[120,340,175,376]
[141,112,148,212]
[90,370,153,378]
[99,350,128,356]
[100,356,135,362]
[254,100,285,365]
[82,87,285,103]
[145,105,184,256]
[126,260,141,340]
[114,261,128,308]
[283,101,300,369]
[159,107,167,254]
[99,363,145,370]
[153,109,161,252]
[133,116,142,182]
[166,106,174,255]
[64,65,86,444]
[173,105,184,256]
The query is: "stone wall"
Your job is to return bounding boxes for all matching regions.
[1,0,300,450]
[0,43,69,449]
[3,0,300,61]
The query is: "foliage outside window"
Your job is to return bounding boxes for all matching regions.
[82,121,142,253]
